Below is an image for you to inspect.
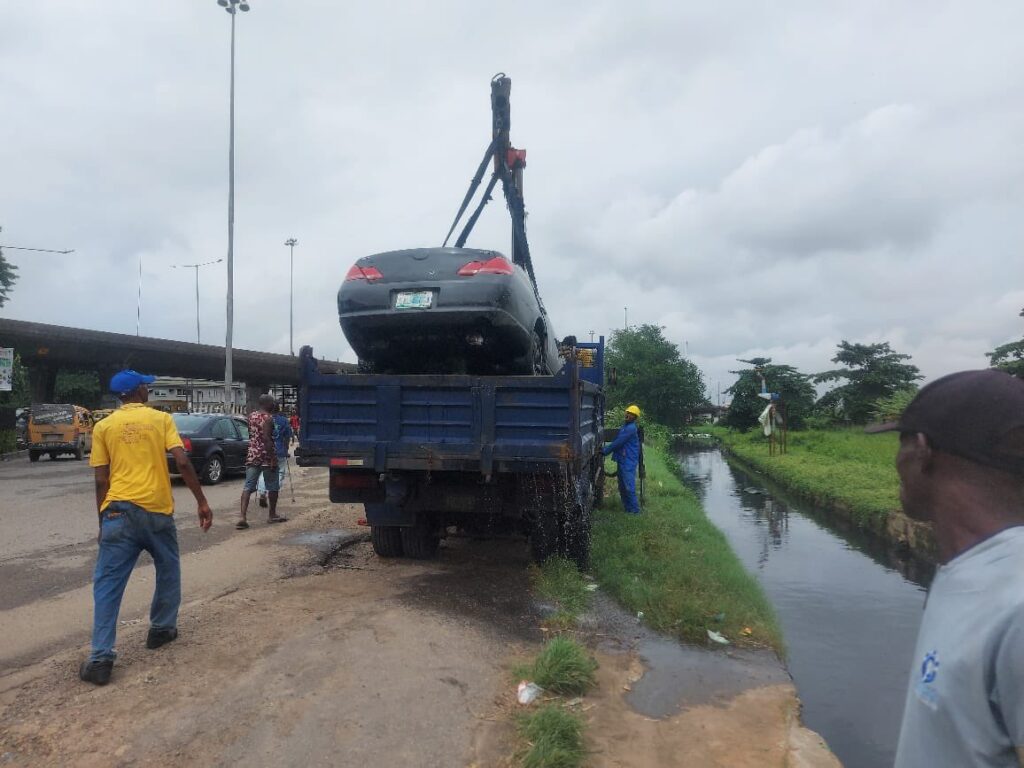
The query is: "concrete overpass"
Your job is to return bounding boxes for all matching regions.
[0,318,352,403]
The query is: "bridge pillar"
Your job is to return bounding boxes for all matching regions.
[27,364,57,404]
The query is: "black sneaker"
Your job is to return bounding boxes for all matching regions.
[79,659,113,686]
[146,627,178,650]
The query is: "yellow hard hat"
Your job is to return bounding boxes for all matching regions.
[625,404,641,417]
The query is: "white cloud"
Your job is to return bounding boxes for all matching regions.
[2,0,1023,399]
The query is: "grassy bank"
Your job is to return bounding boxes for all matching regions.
[591,443,783,654]
[709,426,900,531]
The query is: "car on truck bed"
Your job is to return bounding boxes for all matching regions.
[338,246,561,376]
[296,341,605,565]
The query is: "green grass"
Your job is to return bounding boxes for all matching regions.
[518,705,586,768]
[530,557,592,626]
[592,445,783,653]
[528,637,598,695]
[708,426,900,531]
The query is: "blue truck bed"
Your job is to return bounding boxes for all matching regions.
[296,342,604,564]
[296,344,603,475]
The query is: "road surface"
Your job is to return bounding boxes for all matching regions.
[0,454,265,613]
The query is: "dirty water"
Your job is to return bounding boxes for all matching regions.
[579,592,791,719]
[679,446,931,768]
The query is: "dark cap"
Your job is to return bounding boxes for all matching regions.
[866,369,1024,474]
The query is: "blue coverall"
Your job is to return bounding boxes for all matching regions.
[603,420,641,514]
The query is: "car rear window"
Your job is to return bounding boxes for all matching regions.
[32,405,75,425]
[172,414,210,433]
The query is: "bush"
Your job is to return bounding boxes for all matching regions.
[0,429,15,454]
[530,637,598,695]
[518,705,585,768]
[870,388,918,423]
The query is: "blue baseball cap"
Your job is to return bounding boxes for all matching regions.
[109,369,156,396]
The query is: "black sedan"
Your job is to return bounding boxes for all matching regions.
[167,413,250,485]
[337,246,561,375]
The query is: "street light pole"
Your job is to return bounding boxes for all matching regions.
[171,259,223,344]
[216,0,250,411]
[285,238,297,355]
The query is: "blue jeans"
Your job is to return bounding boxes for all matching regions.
[257,462,287,495]
[244,465,280,493]
[90,501,180,662]
[617,463,641,514]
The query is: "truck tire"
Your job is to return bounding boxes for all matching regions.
[29,450,40,463]
[371,525,404,558]
[400,519,440,559]
[200,454,224,485]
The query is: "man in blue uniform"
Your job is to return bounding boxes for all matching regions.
[603,404,642,514]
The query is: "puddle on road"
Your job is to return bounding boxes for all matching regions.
[585,593,788,719]
[627,635,788,717]
[283,529,365,556]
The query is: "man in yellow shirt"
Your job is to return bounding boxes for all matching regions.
[80,370,212,686]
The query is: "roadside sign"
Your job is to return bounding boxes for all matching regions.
[0,348,12,391]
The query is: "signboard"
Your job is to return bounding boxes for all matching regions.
[0,348,12,392]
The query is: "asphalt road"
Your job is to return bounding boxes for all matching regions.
[0,454,288,612]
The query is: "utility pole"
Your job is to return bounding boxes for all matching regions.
[215,0,251,410]
[171,259,223,344]
[588,329,595,342]
[624,307,628,330]
[285,238,297,355]
[136,256,143,336]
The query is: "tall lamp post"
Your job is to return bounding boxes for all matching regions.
[284,238,297,355]
[216,0,250,411]
[171,258,223,344]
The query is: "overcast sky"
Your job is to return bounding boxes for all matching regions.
[2,1,1022,397]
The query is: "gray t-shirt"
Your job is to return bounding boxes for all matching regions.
[895,525,1024,768]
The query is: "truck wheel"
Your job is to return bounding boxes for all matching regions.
[400,519,440,559]
[371,525,404,558]
[201,455,224,485]
[29,451,40,463]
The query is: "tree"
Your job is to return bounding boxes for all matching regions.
[605,324,706,428]
[0,247,17,308]
[0,352,30,409]
[54,370,101,408]
[723,358,816,431]
[814,341,922,424]
[988,308,1024,378]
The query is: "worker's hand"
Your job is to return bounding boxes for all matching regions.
[197,500,213,532]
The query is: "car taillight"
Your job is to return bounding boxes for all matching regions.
[345,264,384,281]
[457,256,514,276]
[181,437,192,453]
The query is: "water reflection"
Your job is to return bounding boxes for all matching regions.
[676,445,932,768]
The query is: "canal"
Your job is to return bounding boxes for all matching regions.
[677,446,933,768]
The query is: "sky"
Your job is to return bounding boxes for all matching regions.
[2,1,1022,398]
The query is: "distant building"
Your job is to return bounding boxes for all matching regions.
[149,377,246,412]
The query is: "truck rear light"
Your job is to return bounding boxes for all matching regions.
[181,437,192,453]
[457,256,514,276]
[331,471,377,490]
[345,264,384,281]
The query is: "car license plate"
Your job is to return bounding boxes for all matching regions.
[395,291,432,309]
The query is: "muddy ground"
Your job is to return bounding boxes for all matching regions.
[0,467,838,766]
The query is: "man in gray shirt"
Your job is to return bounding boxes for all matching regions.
[868,369,1024,767]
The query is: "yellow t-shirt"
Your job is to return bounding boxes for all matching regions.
[89,403,184,514]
